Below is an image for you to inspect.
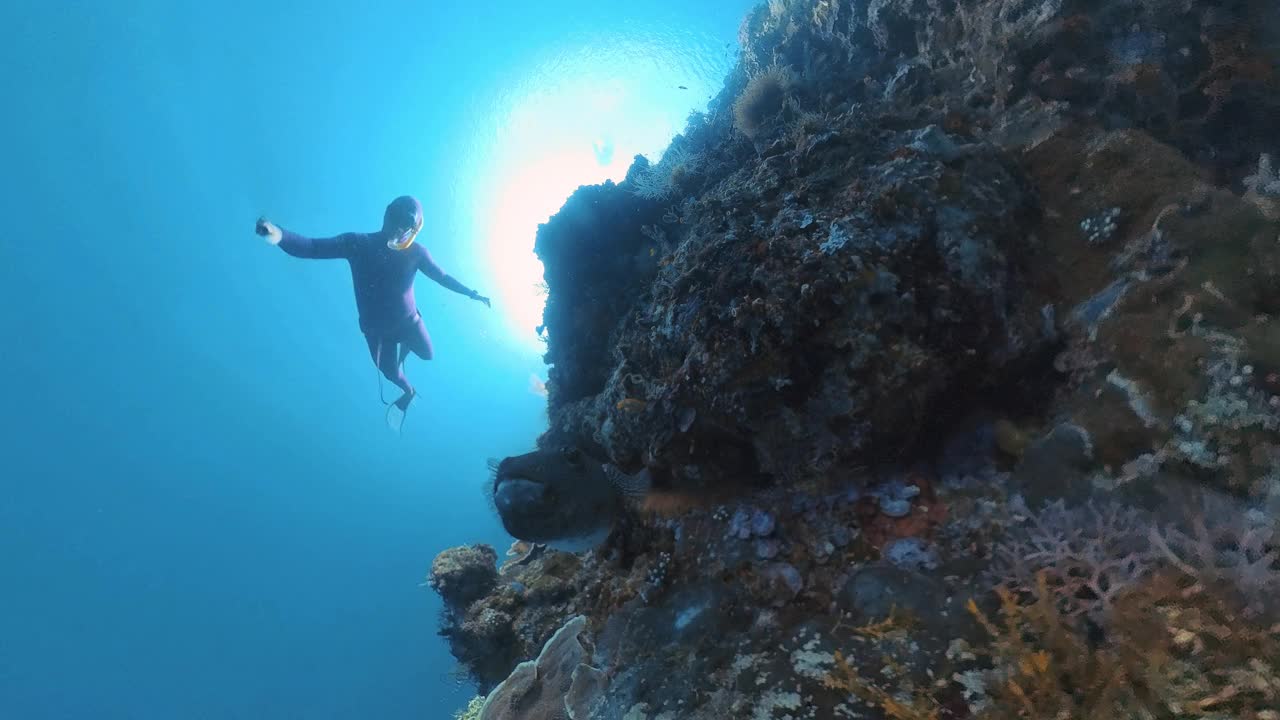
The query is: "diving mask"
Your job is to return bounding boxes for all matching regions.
[387,220,422,251]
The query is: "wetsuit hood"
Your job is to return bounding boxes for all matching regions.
[383,195,423,250]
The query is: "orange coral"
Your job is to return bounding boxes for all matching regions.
[824,650,941,720]
[968,561,1280,719]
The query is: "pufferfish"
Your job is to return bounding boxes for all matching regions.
[488,447,653,552]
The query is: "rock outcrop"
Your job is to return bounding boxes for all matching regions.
[434,0,1280,717]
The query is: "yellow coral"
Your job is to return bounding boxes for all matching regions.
[823,651,940,720]
[823,607,941,720]
[967,569,1280,719]
[453,695,485,720]
[849,604,913,640]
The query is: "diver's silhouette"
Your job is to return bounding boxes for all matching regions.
[256,196,490,431]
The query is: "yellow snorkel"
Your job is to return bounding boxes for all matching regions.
[383,195,424,250]
[387,221,421,251]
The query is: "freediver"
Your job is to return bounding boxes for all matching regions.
[255,195,491,431]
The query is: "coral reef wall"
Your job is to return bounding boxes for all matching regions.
[435,0,1280,718]
[534,0,1280,493]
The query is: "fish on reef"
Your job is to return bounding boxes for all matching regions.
[488,447,652,551]
[528,373,548,398]
[616,398,646,413]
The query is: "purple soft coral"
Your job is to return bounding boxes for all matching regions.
[1148,489,1280,619]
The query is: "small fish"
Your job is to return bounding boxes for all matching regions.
[616,398,647,413]
[649,247,656,256]
[529,374,549,398]
[677,85,689,90]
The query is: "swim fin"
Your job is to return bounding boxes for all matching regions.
[385,389,416,434]
[385,403,406,434]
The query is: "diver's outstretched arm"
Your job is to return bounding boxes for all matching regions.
[255,217,354,259]
[418,248,491,307]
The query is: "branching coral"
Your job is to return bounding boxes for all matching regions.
[992,499,1158,623]
[967,578,1161,719]
[628,146,704,202]
[974,494,1280,718]
[969,570,1280,719]
[825,650,941,720]
[822,607,944,720]
[1148,488,1280,620]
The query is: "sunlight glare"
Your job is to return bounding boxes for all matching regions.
[460,27,735,351]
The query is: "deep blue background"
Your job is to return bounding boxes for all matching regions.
[0,1,752,717]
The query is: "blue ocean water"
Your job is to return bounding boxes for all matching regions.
[0,1,752,717]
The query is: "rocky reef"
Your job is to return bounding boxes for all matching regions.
[435,0,1280,718]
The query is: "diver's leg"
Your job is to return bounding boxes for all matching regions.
[367,333,415,432]
[390,317,433,412]
[400,314,435,362]
[365,334,413,397]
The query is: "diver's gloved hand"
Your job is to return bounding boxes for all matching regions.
[255,217,283,246]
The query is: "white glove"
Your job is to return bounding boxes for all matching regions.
[256,217,283,246]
